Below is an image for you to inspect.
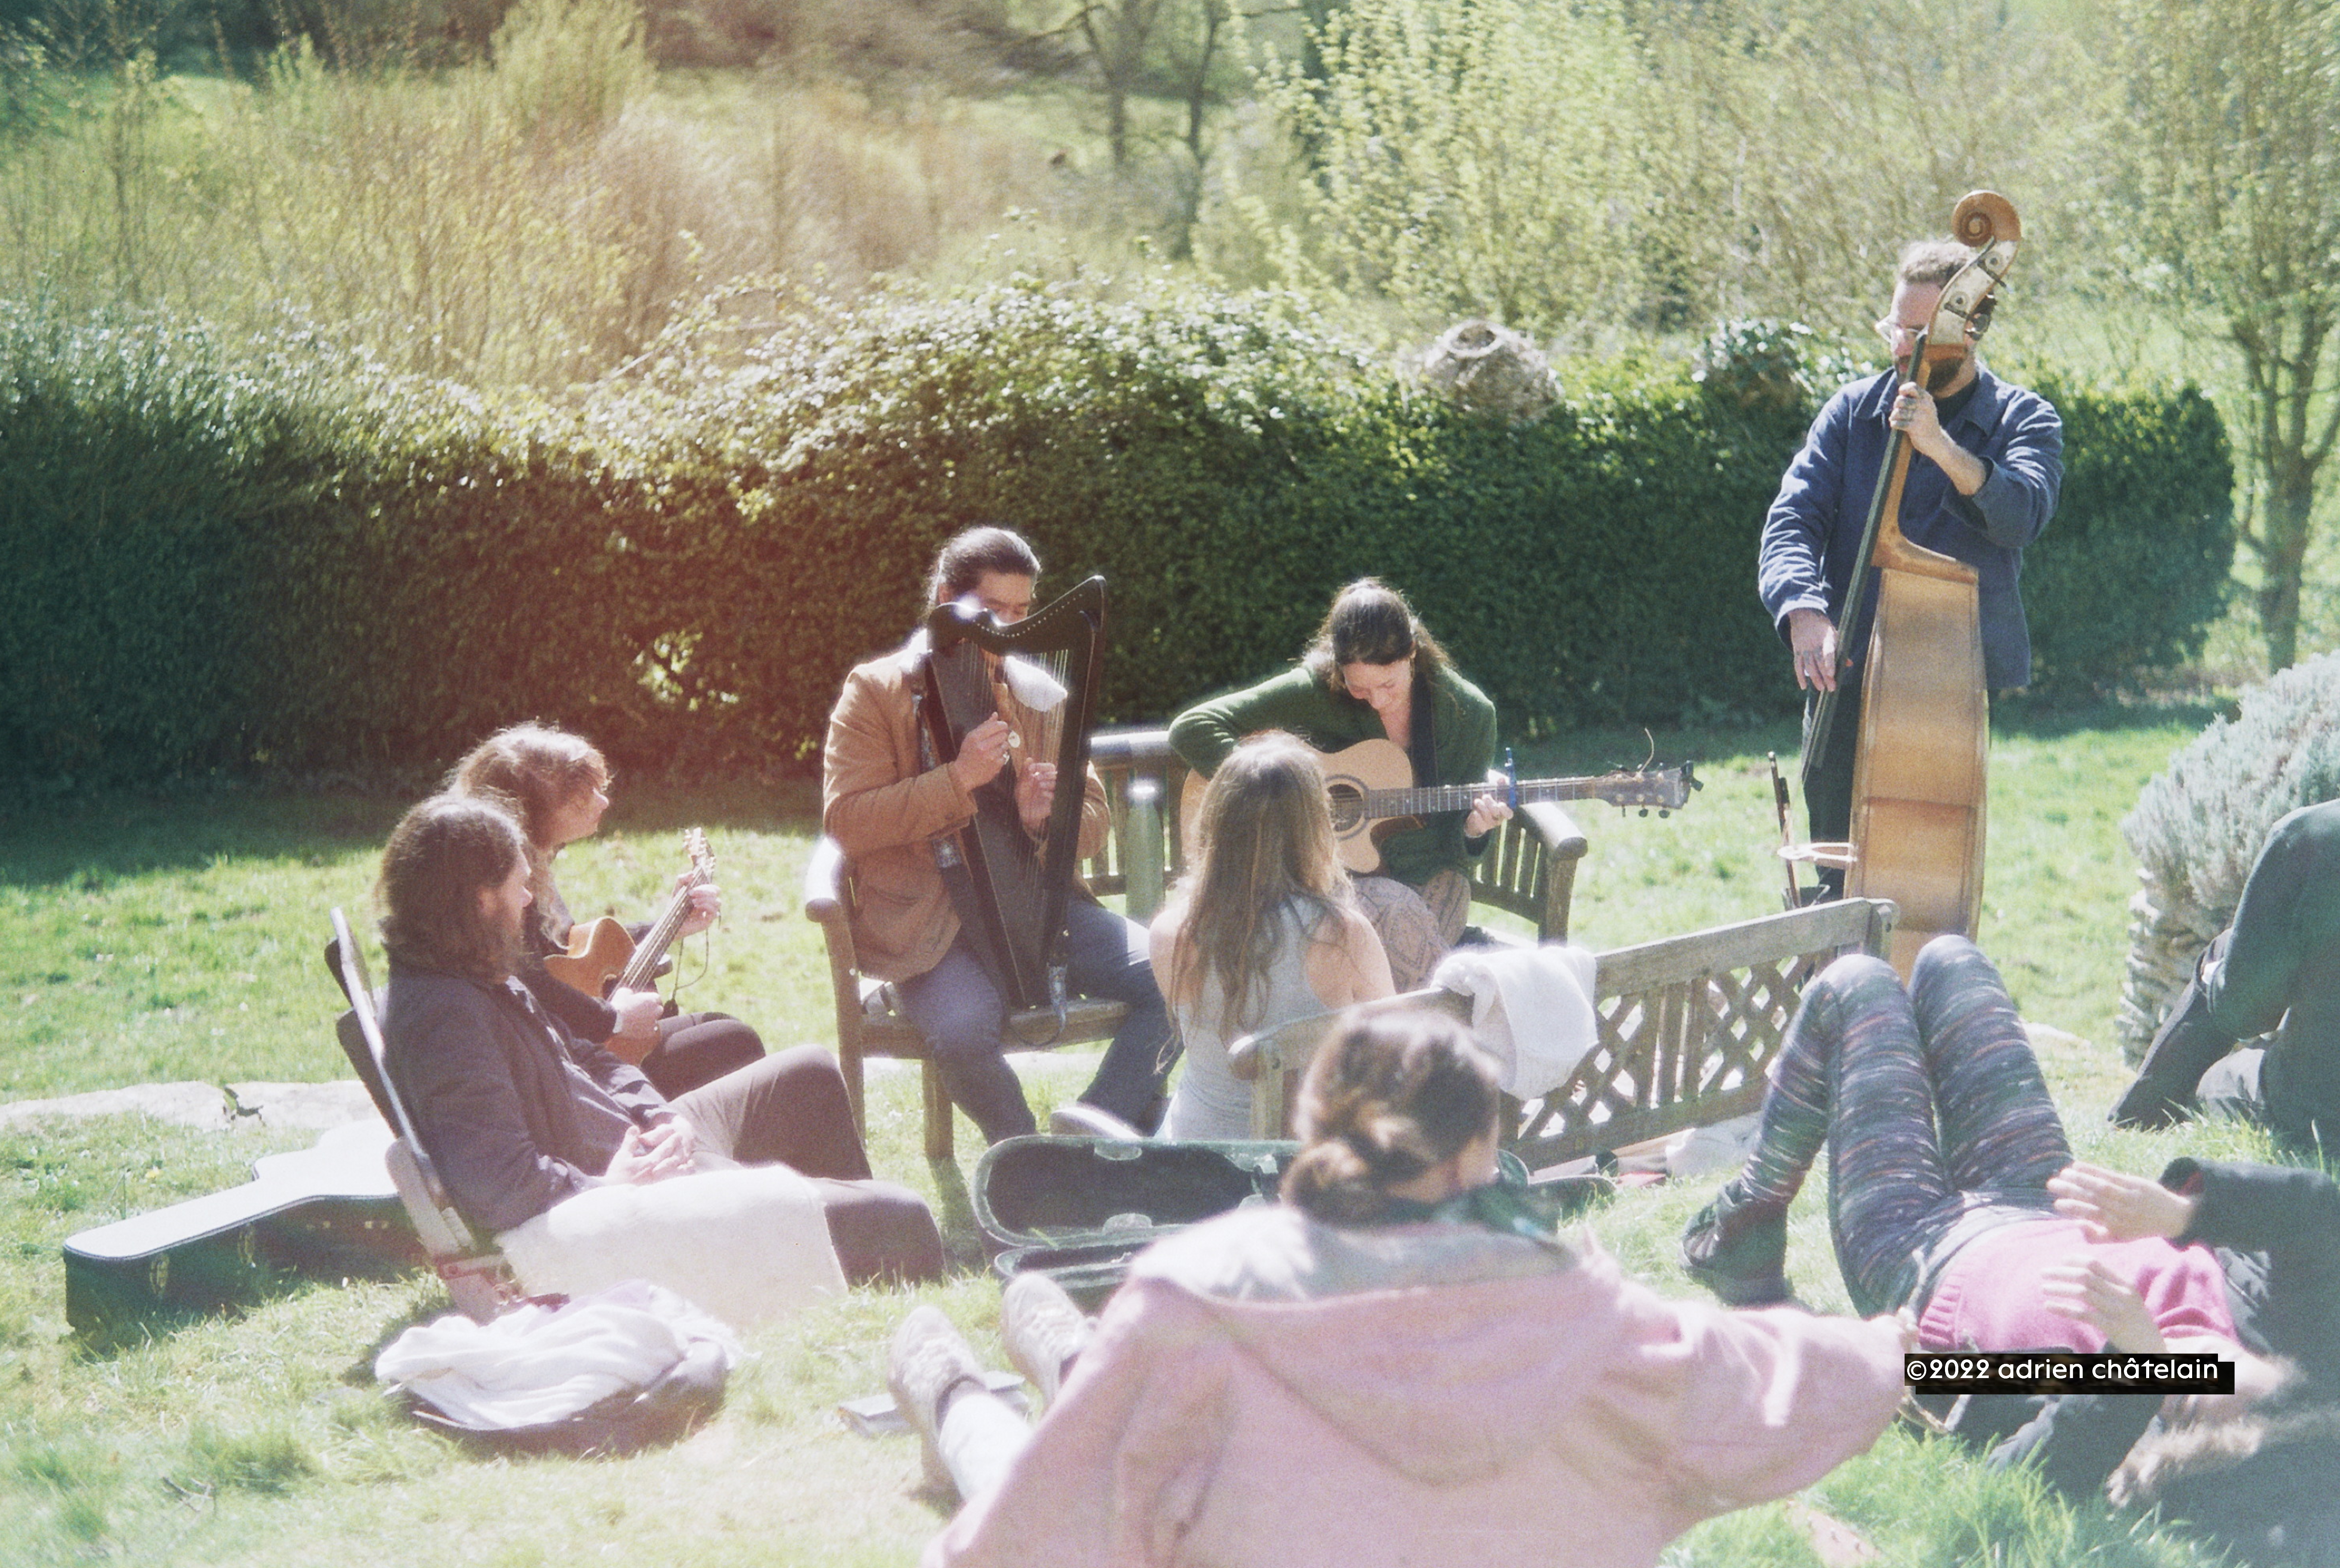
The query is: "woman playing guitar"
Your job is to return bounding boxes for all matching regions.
[1169,579,1511,989]
[449,724,767,1099]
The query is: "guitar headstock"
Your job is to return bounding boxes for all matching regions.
[1594,764,1698,817]
[684,826,714,882]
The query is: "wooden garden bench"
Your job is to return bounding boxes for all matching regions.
[1231,898,1899,1167]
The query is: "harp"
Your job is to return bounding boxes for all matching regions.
[917,576,1108,1013]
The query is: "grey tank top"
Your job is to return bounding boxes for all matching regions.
[1161,899,1329,1141]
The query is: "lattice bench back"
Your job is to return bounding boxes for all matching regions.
[1507,899,1896,1171]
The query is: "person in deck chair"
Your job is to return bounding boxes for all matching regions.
[375,792,942,1286]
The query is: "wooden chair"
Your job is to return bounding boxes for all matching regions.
[325,908,515,1322]
[807,729,1592,1161]
[1464,800,1590,943]
[802,838,1132,1163]
[1232,899,1898,1162]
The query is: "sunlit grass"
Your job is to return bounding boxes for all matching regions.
[0,710,2276,1564]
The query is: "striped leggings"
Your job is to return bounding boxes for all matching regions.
[1727,936,2070,1316]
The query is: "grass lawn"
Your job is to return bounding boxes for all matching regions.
[0,703,2299,1566]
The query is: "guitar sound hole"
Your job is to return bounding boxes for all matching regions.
[1326,785,1365,833]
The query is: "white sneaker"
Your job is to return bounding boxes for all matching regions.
[1000,1272,1094,1411]
[886,1305,986,1494]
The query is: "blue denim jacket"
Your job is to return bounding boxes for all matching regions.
[1757,367,2063,690]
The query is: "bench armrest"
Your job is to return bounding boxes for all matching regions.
[804,834,849,927]
[1516,800,1588,863]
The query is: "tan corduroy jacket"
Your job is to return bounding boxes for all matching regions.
[822,638,1109,983]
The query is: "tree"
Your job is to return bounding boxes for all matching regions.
[1068,0,1167,167]
[1265,0,1648,336]
[2116,0,2340,670]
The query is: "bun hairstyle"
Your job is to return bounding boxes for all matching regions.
[927,524,1041,606]
[1280,1009,1501,1225]
[1302,577,1452,692]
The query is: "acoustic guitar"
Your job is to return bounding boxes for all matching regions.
[543,828,714,1061]
[1178,738,1696,876]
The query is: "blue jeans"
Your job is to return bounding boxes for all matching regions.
[894,899,1175,1145]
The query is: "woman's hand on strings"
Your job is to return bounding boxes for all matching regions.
[1463,793,1513,838]
[949,715,1014,793]
[1016,761,1058,834]
[677,876,720,937]
[2048,1161,2197,1244]
[610,987,663,1043]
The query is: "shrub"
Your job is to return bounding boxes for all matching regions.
[2117,652,2340,1057]
[0,303,655,781]
[2020,376,2234,693]
[0,286,2242,789]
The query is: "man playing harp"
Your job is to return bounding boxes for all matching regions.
[822,526,1175,1145]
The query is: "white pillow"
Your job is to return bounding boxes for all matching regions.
[497,1167,846,1330]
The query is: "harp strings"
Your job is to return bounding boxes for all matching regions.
[993,646,1074,785]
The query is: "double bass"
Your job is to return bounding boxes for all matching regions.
[1799,192,2021,975]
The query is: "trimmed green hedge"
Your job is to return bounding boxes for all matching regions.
[2021,375,2234,691]
[0,287,2234,786]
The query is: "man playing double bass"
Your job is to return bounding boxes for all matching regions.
[1758,238,2064,896]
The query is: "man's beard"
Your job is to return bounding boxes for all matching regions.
[486,905,530,982]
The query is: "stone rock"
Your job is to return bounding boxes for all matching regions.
[0,1079,383,1132]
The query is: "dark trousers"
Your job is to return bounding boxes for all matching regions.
[1725,938,2069,1316]
[2190,801,2340,1148]
[639,1010,765,1100]
[675,1046,943,1284]
[894,899,1176,1144]
[1799,670,1864,901]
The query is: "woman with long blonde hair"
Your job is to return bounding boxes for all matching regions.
[1148,733,1394,1140]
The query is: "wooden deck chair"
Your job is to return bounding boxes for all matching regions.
[326,908,515,1322]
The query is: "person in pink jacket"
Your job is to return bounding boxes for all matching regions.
[887,1008,1909,1568]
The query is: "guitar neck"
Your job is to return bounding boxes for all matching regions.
[618,868,704,993]
[1360,777,1615,816]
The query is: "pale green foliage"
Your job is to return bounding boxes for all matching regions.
[1632,0,2097,332]
[1264,0,1648,337]
[2125,650,2340,922]
[1256,0,2109,342]
[2107,0,2340,672]
[491,0,651,143]
[0,37,1066,385]
[221,44,640,382]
